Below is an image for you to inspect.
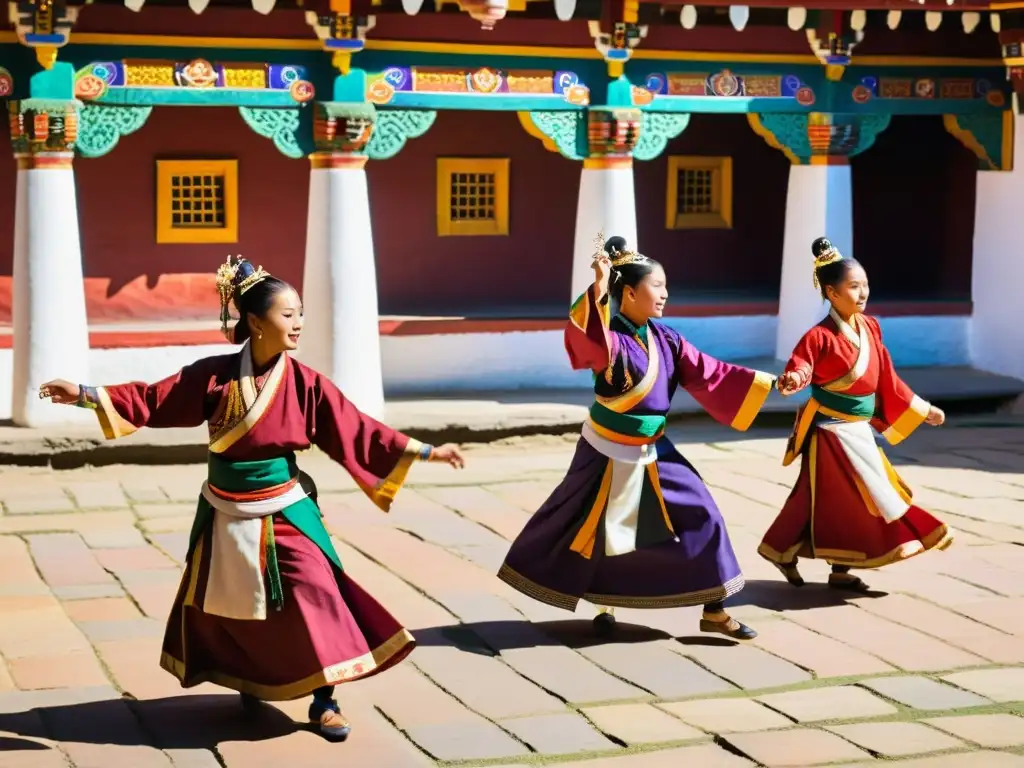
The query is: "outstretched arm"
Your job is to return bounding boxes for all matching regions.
[678,340,776,431]
[40,363,214,440]
[308,372,462,512]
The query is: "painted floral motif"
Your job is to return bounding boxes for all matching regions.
[76,105,152,158]
[365,109,437,160]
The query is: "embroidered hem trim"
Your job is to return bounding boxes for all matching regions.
[757,524,954,570]
[160,627,416,702]
[497,563,746,611]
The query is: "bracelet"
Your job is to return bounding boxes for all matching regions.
[418,443,434,461]
[76,385,99,410]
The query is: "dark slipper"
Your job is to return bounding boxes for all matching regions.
[700,617,758,640]
[593,611,616,637]
[829,575,871,593]
[308,699,352,742]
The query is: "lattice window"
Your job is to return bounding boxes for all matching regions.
[665,156,733,230]
[436,158,510,236]
[156,159,239,244]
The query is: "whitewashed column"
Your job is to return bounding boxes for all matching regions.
[10,101,91,427]
[776,162,852,360]
[570,108,643,301]
[571,158,638,300]
[301,149,384,419]
[971,103,1024,382]
[751,112,890,360]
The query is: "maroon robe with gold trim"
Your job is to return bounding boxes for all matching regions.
[84,347,421,700]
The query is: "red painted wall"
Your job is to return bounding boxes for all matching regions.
[0,107,979,326]
[852,114,976,301]
[635,113,791,299]
[0,106,309,325]
[369,109,579,315]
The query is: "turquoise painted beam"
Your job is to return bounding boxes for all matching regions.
[91,87,302,107]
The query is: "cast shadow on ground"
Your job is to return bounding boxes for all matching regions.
[413,578,886,654]
[0,694,300,753]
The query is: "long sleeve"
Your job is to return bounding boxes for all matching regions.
[309,372,427,512]
[565,284,617,372]
[81,361,213,440]
[866,319,930,445]
[784,327,827,385]
[678,339,775,431]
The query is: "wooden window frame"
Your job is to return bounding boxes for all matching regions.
[156,159,239,244]
[665,155,733,230]
[436,157,510,237]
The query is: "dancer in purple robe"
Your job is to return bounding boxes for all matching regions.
[497,235,782,639]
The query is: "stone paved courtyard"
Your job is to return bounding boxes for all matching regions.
[0,421,1022,767]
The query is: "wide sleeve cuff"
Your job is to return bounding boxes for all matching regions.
[361,438,424,513]
[86,386,140,441]
[881,394,930,446]
[729,371,776,432]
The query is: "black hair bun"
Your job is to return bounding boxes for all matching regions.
[811,237,832,259]
[604,236,628,256]
[232,259,256,286]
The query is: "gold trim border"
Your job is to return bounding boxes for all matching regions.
[160,627,416,701]
[497,562,746,611]
[0,31,1005,67]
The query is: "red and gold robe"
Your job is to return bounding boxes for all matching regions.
[758,309,954,569]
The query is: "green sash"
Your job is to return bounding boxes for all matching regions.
[811,385,876,419]
[589,401,666,439]
[187,454,344,608]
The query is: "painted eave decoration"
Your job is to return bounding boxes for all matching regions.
[72,59,316,107]
[367,65,590,108]
[638,69,817,111]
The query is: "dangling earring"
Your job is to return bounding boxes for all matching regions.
[257,330,263,341]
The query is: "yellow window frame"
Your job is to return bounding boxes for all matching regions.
[436,157,510,237]
[156,159,239,244]
[665,155,733,230]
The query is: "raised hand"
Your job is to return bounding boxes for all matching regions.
[592,253,612,297]
[38,379,80,405]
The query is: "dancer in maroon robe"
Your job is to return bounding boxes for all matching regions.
[39,256,465,741]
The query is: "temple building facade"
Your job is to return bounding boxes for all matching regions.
[2,0,1023,425]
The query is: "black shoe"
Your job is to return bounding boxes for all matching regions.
[593,611,616,637]
[308,698,352,742]
[699,617,758,640]
[828,574,871,593]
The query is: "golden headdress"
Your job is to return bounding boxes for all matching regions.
[593,231,651,268]
[811,236,843,289]
[215,254,270,334]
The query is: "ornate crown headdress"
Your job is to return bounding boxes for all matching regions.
[593,231,651,268]
[811,238,844,289]
[215,254,270,334]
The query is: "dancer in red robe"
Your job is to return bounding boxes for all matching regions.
[759,237,954,591]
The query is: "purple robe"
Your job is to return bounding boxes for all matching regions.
[497,285,775,610]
